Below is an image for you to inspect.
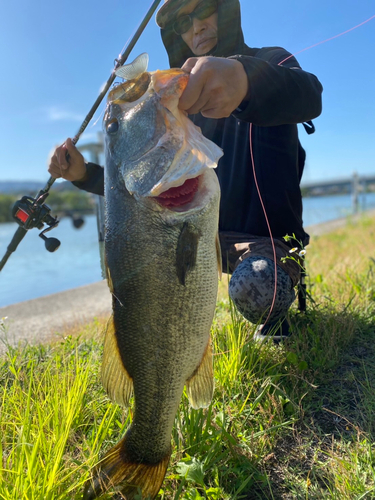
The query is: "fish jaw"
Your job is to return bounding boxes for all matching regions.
[118,102,223,200]
[152,69,190,102]
[104,86,186,199]
[141,70,223,198]
[151,169,220,222]
[153,176,200,208]
[104,68,223,200]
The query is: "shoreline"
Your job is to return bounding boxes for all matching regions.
[1,210,374,353]
[0,280,111,355]
[304,208,375,236]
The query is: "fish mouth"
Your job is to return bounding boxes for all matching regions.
[153,177,200,209]
[144,169,219,216]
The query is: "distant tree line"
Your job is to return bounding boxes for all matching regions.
[0,191,95,223]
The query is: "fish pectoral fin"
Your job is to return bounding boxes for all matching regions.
[216,232,222,280]
[83,436,171,500]
[101,316,133,407]
[186,341,214,409]
[176,222,201,286]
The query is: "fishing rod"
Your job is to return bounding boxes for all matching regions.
[0,0,162,273]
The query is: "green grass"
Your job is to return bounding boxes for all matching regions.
[1,214,375,499]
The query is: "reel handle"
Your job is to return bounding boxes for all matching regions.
[39,233,61,252]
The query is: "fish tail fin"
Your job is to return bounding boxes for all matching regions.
[83,436,171,500]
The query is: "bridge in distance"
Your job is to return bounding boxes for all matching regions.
[78,136,375,199]
[301,173,375,197]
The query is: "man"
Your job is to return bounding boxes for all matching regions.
[49,0,323,342]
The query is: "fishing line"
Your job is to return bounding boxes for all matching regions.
[278,13,375,66]
[249,12,375,331]
[249,122,278,330]
[90,106,106,128]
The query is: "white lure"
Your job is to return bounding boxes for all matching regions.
[115,53,149,80]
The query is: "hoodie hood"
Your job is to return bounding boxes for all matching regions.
[160,0,246,68]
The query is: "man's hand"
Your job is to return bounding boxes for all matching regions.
[179,57,249,119]
[48,138,87,182]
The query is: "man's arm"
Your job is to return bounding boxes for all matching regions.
[179,48,322,125]
[179,57,249,118]
[48,138,104,196]
[231,47,323,126]
[48,138,88,181]
[72,163,104,196]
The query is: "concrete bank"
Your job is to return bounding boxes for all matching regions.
[304,208,375,236]
[0,280,112,354]
[1,210,374,353]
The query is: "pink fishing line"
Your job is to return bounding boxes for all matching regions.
[249,13,375,329]
[278,14,375,66]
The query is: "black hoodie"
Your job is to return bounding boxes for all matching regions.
[76,0,322,245]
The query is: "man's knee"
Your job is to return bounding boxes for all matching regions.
[228,256,296,323]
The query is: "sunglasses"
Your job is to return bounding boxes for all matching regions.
[173,0,218,35]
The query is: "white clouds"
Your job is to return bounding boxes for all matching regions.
[46,106,84,122]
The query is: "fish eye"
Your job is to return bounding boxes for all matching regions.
[107,119,119,134]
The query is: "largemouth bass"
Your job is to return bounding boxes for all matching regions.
[84,54,222,500]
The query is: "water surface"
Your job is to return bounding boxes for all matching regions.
[1,192,374,307]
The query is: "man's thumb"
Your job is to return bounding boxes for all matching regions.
[65,138,81,159]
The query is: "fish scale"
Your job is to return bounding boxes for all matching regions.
[83,61,222,500]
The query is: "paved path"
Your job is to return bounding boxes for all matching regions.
[0,280,112,354]
[1,210,374,353]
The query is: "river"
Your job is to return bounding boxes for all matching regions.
[1,192,374,308]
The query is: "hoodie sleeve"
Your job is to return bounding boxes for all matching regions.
[72,162,104,196]
[230,47,323,126]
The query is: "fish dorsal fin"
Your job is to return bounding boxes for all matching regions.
[115,52,149,80]
[186,341,214,409]
[101,316,133,407]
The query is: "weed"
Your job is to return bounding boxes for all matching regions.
[0,215,374,498]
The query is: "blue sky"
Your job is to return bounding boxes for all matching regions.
[0,0,374,184]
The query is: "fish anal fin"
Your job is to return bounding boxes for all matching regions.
[83,437,171,500]
[216,232,222,280]
[186,341,214,409]
[101,317,133,407]
[104,253,114,294]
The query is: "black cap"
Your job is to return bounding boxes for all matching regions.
[156,0,192,29]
